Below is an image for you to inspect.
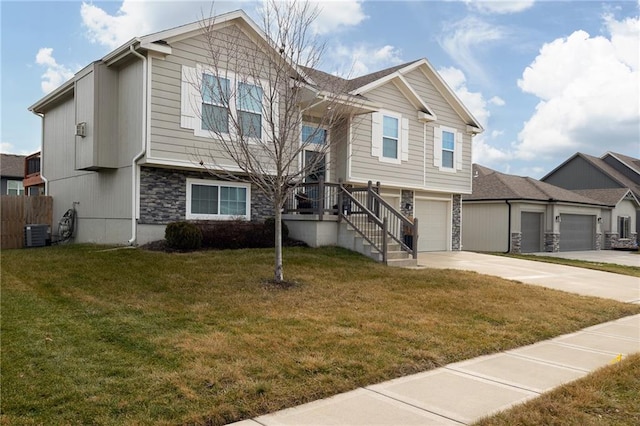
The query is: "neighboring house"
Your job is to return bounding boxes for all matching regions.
[23,152,45,196]
[462,165,619,253]
[28,10,482,258]
[541,152,640,246]
[0,154,26,195]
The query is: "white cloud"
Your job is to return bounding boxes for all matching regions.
[80,1,230,50]
[515,14,639,161]
[438,16,504,84]
[311,0,367,35]
[489,96,505,106]
[464,0,535,15]
[438,66,511,166]
[35,48,75,94]
[330,44,403,77]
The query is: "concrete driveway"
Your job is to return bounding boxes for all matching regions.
[529,250,639,267]
[417,251,640,304]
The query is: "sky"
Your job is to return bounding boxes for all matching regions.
[1,0,639,178]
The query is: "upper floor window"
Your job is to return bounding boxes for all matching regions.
[237,82,263,139]
[434,125,462,172]
[181,65,272,143]
[442,130,455,168]
[382,116,399,159]
[302,125,327,145]
[371,111,408,164]
[201,74,230,133]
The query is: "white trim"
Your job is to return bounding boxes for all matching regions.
[186,178,251,220]
[372,110,405,165]
[434,125,461,172]
[143,156,278,175]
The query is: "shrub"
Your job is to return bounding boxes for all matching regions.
[193,219,290,250]
[165,221,202,251]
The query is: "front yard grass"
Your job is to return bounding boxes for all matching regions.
[2,245,639,425]
[474,353,640,425]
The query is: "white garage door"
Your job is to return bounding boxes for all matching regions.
[560,214,595,251]
[415,199,449,252]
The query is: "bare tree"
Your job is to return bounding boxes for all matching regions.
[190,1,360,283]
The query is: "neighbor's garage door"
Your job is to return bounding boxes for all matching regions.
[560,214,595,251]
[521,212,542,253]
[415,199,449,251]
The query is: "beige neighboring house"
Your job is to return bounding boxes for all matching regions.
[461,165,633,253]
[28,10,482,263]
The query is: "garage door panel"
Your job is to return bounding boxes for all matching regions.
[416,200,449,252]
[560,214,595,251]
[521,212,542,253]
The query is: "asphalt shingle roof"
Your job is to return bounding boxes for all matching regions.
[0,154,25,178]
[464,164,610,206]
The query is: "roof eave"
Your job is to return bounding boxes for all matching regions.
[28,78,75,114]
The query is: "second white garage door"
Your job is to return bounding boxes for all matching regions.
[415,199,449,252]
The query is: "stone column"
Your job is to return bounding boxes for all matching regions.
[544,232,560,252]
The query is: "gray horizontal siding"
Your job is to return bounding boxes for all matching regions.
[403,69,472,193]
[350,82,423,187]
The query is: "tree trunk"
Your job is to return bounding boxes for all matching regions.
[274,207,284,283]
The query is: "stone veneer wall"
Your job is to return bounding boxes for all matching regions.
[595,232,602,251]
[510,232,522,254]
[139,166,273,224]
[604,232,618,250]
[544,232,560,252]
[606,232,638,250]
[452,194,462,251]
[401,190,413,217]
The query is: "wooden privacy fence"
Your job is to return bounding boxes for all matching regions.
[1,196,53,249]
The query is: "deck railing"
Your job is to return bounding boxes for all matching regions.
[284,179,418,262]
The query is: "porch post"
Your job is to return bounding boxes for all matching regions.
[318,176,325,221]
[412,217,419,259]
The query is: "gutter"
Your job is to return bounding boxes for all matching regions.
[128,45,147,245]
[505,200,511,253]
[35,113,49,195]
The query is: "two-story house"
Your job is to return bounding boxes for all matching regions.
[29,10,482,259]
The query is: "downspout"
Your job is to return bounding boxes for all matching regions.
[128,45,147,245]
[36,113,49,195]
[505,200,512,253]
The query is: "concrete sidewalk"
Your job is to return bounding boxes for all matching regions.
[230,315,639,426]
[529,250,640,267]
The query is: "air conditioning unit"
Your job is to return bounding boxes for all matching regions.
[24,224,49,248]
[75,122,87,137]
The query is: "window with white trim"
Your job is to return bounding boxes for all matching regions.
[434,125,463,172]
[7,180,24,195]
[201,74,230,133]
[237,82,263,139]
[301,124,329,182]
[371,111,408,164]
[382,116,399,159]
[618,216,630,239]
[186,179,251,220]
[181,65,273,142]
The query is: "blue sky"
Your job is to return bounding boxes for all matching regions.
[2,0,639,178]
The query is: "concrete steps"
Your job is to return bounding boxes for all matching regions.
[338,222,417,267]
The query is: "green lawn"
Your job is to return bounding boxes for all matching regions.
[2,245,639,425]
